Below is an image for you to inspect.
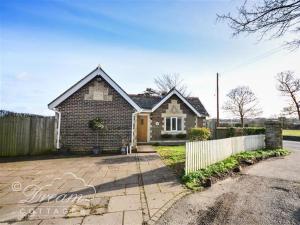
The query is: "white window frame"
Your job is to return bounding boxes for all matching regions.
[165,117,182,132]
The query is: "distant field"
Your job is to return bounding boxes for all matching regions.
[283,130,300,137]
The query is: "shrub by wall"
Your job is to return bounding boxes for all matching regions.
[188,128,211,141]
[243,127,265,135]
[216,127,265,139]
[176,133,187,139]
[160,133,187,139]
[161,134,173,139]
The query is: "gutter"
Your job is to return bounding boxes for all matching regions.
[52,108,61,149]
[130,111,139,154]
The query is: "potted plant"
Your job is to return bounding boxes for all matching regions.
[88,117,105,155]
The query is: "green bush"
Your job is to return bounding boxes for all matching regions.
[217,127,265,139]
[234,123,242,127]
[176,133,187,139]
[152,142,160,146]
[243,127,265,135]
[183,148,289,190]
[88,117,105,131]
[161,134,173,139]
[188,128,210,141]
[227,127,235,138]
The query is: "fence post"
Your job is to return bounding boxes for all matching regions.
[185,142,188,175]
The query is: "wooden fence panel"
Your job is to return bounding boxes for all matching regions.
[185,135,265,174]
[0,116,55,157]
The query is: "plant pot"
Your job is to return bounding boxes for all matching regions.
[121,147,127,155]
[59,148,71,156]
[92,147,101,155]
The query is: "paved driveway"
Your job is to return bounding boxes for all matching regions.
[0,151,187,225]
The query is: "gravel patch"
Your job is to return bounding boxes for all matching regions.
[156,175,300,225]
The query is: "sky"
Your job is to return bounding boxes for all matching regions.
[0,0,299,118]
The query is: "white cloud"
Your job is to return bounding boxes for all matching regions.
[15,72,30,81]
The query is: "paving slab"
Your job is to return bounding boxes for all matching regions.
[124,210,143,225]
[146,192,175,209]
[108,194,141,212]
[10,220,41,225]
[82,212,123,225]
[0,203,40,223]
[0,148,187,224]
[39,217,83,225]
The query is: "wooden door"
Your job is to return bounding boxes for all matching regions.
[137,115,148,142]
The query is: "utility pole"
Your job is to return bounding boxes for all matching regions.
[216,73,220,127]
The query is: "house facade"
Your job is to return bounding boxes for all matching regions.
[48,66,209,152]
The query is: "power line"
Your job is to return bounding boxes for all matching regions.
[222,44,287,74]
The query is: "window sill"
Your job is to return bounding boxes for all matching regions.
[161,131,186,134]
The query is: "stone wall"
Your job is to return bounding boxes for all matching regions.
[150,95,199,141]
[265,120,282,149]
[57,76,135,152]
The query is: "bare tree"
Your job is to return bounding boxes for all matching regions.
[223,86,262,127]
[217,0,300,49]
[276,71,300,119]
[142,88,160,96]
[154,73,190,96]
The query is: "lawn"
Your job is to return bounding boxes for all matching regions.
[155,145,185,176]
[283,129,300,136]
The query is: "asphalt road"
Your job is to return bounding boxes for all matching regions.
[284,140,300,151]
[245,141,300,182]
[156,141,300,225]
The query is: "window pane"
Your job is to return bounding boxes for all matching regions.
[166,118,171,131]
[177,118,182,130]
[172,118,177,130]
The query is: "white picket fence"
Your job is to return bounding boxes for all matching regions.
[185,135,265,174]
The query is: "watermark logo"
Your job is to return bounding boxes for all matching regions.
[12,172,97,218]
[11,181,22,192]
[13,172,96,204]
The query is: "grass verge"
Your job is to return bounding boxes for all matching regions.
[155,146,290,191]
[182,149,290,190]
[283,129,300,136]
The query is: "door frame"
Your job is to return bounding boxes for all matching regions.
[137,114,150,143]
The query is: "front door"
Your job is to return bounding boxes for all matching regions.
[137,115,148,142]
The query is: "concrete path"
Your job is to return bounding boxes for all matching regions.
[0,148,187,225]
[137,145,157,153]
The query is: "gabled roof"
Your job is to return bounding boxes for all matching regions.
[186,97,209,117]
[48,66,208,117]
[129,95,162,109]
[48,66,142,111]
[130,89,209,117]
[151,88,208,117]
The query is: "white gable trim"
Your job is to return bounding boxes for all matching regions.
[151,89,203,117]
[48,67,142,111]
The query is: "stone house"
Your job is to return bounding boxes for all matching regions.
[48,66,209,152]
